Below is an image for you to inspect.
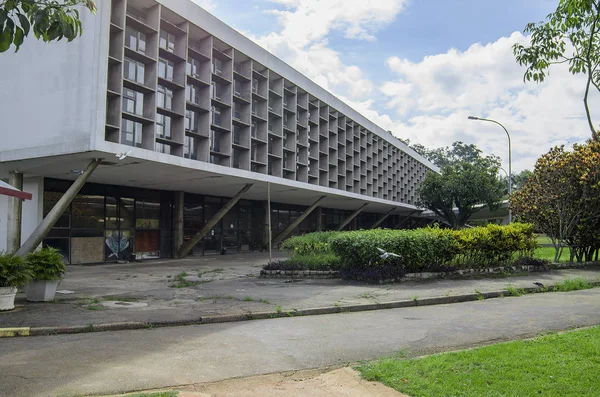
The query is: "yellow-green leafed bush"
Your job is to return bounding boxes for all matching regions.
[454,223,537,268]
[277,224,537,280]
[280,231,341,255]
[329,227,458,273]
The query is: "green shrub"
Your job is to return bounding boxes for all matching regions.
[454,223,537,269]
[278,224,537,281]
[329,223,537,278]
[286,253,341,270]
[329,227,457,273]
[280,231,341,256]
[0,252,32,288]
[26,247,67,281]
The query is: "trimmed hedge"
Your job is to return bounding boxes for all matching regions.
[280,231,340,256]
[453,223,537,269]
[276,223,537,280]
[329,223,537,274]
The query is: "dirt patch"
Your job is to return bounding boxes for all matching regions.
[180,367,408,397]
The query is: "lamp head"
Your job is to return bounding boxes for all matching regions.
[468,116,479,120]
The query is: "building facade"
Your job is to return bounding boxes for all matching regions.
[0,0,437,263]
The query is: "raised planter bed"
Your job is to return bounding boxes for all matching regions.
[260,262,600,282]
[260,269,339,279]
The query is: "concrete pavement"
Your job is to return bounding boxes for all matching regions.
[1,288,600,397]
[1,252,599,333]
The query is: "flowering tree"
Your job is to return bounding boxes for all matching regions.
[510,141,600,262]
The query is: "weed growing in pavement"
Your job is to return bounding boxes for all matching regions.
[86,304,105,311]
[169,271,211,288]
[410,295,419,302]
[243,296,254,302]
[78,297,105,310]
[506,285,525,297]
[197,268,225,278]
[104,296,139,302]
[554,277,591,292]
[259,298,271,304]
[360,292,378,299]
[475,289,485,301]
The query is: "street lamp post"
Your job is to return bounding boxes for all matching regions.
[468,116,512,223]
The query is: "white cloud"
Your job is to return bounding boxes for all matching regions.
[252,0,406,100]
[377,32,598,172]
[267,0,405,46]
[240,1,597,173]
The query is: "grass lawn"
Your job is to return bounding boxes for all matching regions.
[534,246,571,262]
[358,327,600,397]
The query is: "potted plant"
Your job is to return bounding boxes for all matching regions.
[0,252,32,311]
[24,247,67,302]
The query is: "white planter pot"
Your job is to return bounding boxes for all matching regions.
[24,280,60,302]
[0,287,18,311]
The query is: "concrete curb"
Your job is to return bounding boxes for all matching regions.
[3,281,599,338]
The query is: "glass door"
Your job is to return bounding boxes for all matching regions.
[203,230,222,254]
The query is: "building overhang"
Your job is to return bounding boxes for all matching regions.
[0,148,421,215]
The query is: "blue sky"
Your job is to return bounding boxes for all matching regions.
[195,0,596,172]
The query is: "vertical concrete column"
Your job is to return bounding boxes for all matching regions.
[262,201,270,249]
[7,171,23,254]
[173,191,185,257]
[315,207,323,232]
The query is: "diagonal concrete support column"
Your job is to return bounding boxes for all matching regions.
[172,191,185,258]
[315,207,323,232]
[177,184,253,258]
[336,203,368,231]
[394,210,421,229]
[271,196,326,247]
[7,171,23,254]
[371,207,396,229]
[15,159,102,258]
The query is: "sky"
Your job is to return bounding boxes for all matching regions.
[192,0,599,172]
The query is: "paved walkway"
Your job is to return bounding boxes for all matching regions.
[2,289,600,397]
[1,252,599,330]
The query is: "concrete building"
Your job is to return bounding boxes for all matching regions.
[0,0,437,263]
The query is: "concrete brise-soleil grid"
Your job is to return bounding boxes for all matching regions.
[106,0,432,206]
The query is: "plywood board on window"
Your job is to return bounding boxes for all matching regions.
[71,237,105,264]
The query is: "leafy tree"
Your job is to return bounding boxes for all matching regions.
[513,0,600,141]
[417,158,505,229]
[0,0,96,53]
[510,141,600,262]
[401,139,501,169]
[500,169,534,194]
[511,169,534,191]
